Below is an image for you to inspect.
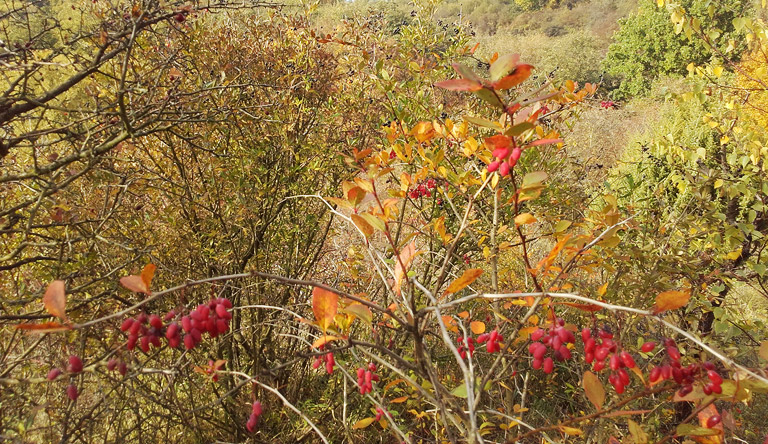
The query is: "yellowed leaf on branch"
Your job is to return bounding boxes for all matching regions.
[514,213,537,226]
[759,341,768,361]
[352,417,377,429]
[583,370,605,410]
[653,290,691,314]
[312,287,339,331]
[43,280,67,321]
[444,268,483,295]
[470,321,486,335]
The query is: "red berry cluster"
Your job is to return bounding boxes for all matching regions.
[600,100,615,109]
[408,178,436,199]
[375,406,387,422]
[106,357,128,376]
[457,336,475,359]
[487,146,522,177]
[477,329,503,353]
[311,346,335,374]
[648,339,725,397]
[528,318,575,374]
[357,363,379,395]
[246,401,262,432]
[47,355,84,402]
[582,327,637,393]
[121,298,232,352]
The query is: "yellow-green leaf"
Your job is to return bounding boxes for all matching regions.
[352,417,377,429]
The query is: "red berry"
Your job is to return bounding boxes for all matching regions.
[66,384,79,401]
[707,370,723,385]
[641,341,656,353]
[47,368,62,380]
[252,400,262,416]
[174,12,185,22]
[368,363,377,372]
[705,415,721,428]
[532,358,542,370]
[531,329,545,342]
[68,355,83,373]
[581,328,591,342]
[499,161,510,176]
[126,334,138,350]
[543,357,554,374]
[166,322,179,339]
[610,353,620,371]
[184,334,195,350]
[107,358,118,371]
[215,304,228,318]
[149,314,162,330]
[181,316,192,332]
[477,333,489,343]
[677,384,693,396]
[120,318,134,331]
[118,361,127,375]
[649,366,662,382]
[666,346,681,361]
[620,351,636,368]
[595,347,609,361]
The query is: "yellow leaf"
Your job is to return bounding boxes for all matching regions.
[583,370,605,410]
[653,290,691,314]
[352,417,377,429]
[470,321,486,335]
[312,335,342,348]
[444,269,483,295]
[597,283,608,297]
[312,287,339,331]
[558,425,583,436]
[759,341,768,361]
[390,396,409,403]
[514,213,537,225]
[458,311,470,319]
[43,280,67,321]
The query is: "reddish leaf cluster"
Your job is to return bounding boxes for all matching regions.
[529,318,575,374]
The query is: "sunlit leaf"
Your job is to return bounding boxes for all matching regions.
[390,396,409,403]
[558,425,583,436]
[434,79,484,91]
[444,269,483,295]
[352,417,377,429]
[16,321,73,333]
[489,53,520,82]
[351,214,374,238]
[341,303,372,325]
[653,290,691,314]
[43,280,67,321]
[140,264,156,290]
[470,321,486,335]
[493,65,534,90]
[312,335,342,348]
[312,287,339,331]
[514,213,537,226]
[120,275,149,294]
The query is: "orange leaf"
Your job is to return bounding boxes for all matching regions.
[394,241,416,296]
[583,370,605,410]
[560,302,603,313]
[120,275,149,294]
[444,269,483,295]
[493,65,533,90]
[312,335,342,348]
[390,396,409,403]
[653,290,691,314]
[489,53,521,82]
[16,321,72,333]
[351,214,374,238]
[312,287,339,331]
[470,321,486,335]
[43,280,67,320]
[536,235,571,272]
[140,264,156,291]
[352,417,377,429]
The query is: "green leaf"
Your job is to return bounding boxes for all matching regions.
[451,383,468,398]
[521,171,548,189]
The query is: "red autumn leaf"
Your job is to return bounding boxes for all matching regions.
[492,64,533,90]
[484,134,512,151]
[312,287,339,331]
[43,280,67,320]
[526,138,563,147]
[653,290,691,314]
[16,321,73,333]
[560,302,604,313]
[434,79,484,92]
